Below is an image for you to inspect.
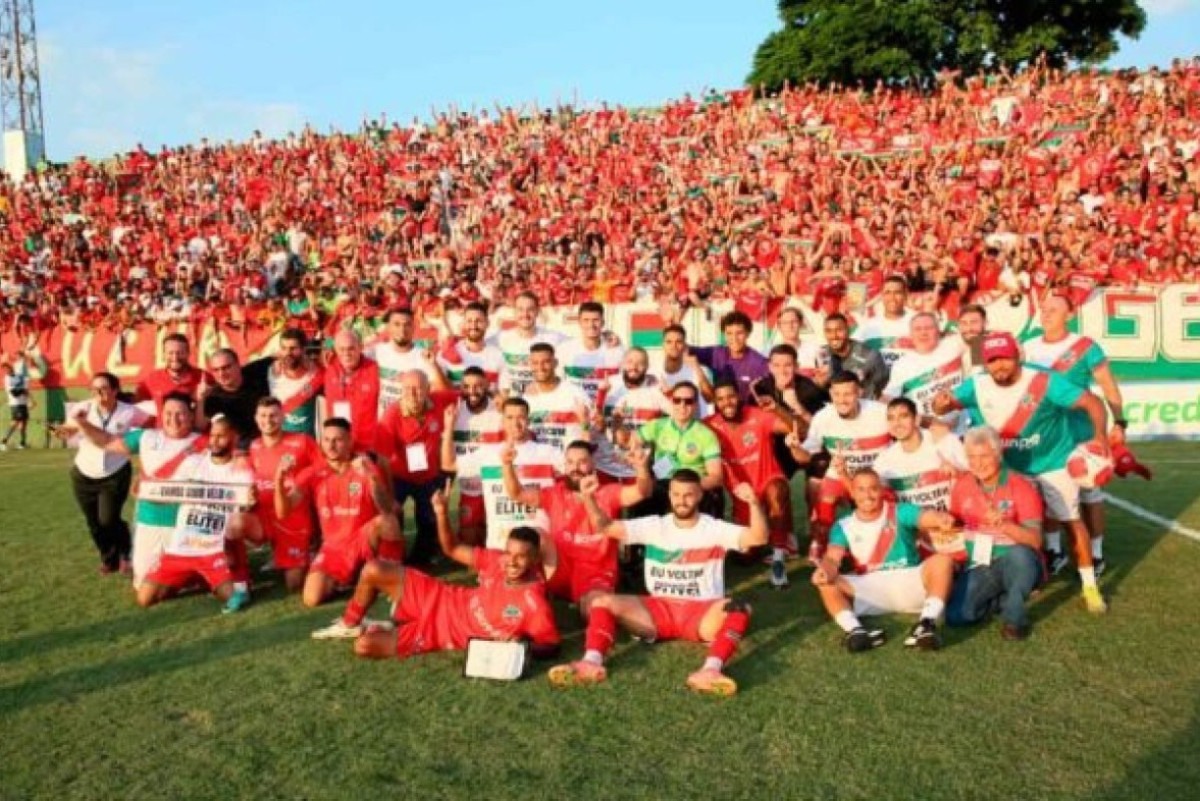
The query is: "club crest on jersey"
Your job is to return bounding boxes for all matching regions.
[502,604,521,620]
[741,431,757,447]
[349,482,362,496]
[683,442,698,456]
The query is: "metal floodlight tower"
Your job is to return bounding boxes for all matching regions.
[0,0,45,180]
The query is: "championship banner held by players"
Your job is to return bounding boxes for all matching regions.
[139,481,255,507]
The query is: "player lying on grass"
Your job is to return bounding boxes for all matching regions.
[548,470,766,696]
[811,469,958,653]
[311,490,560,660]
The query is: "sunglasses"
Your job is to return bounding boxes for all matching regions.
[672,397,697,406]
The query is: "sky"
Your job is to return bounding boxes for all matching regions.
[19,0,1200,162]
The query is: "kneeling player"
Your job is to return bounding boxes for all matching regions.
[311,491,560,659]
[549,472,767,696]
[275,418,404,607]
[502,438,652,615]
[137,416,256,613]
[811,470,957,652]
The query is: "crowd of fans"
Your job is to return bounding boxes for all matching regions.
[1,57,1199,347]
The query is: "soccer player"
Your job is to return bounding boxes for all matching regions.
[319,329,381,455]
[705,378,798,588]
[946,426,1045,641]
[593,347,667,486]
[444,397,562,549]
[811,470,958,652]
[310,492,560,661]
[491,291,566,397]
[769,306,823,378]
[136,415,256,613]
[71,391,209,587]
[1,359,31,450]
[524,343,593,454]
[932,332,1111,613]
[818,313,890,399]
[854,275,916,366]
[956,304,989,375]
[502,439,652,614]
[557,301,623,406]
[447,366,504,545]
[247,397,320,591]
[263,328,324,436]
[436,301,505,387]
[873,398,966,511]
[656,324,713,416]
[882,312,966,426]
[372,307,450,415]
[787,371,891,561]
[1023,293,1129,575]
[276,418,404,608]
[548,472,767,695]
[689,310,768,404]
[135,333,208,418]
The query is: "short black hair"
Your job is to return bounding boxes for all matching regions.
[829,370,861,388]
[670,468,702,486]
[824,313,849,327]
[162,391,195,412]
[507,526,542,551]
[529,342,556,357]
[769,344,797,361]
[577,301,604,317]
[502,397,530,414]
[280,327,307,347]
[323,417,352,433]
[256,396,282,410]
[886,397,917,417]
[719,310,753,334]
[462,365,487,381]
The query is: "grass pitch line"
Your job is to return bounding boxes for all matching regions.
[1102,491,1200,544]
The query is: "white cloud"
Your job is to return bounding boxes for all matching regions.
[35,33,305,160]
[1141,0,1200,15]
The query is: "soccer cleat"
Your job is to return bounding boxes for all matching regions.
[1082,585,1108,614]
[686,668,738,696]
[221,588,251,615]
[547,660,607,687]
[903,618,942,651]
[769,558,789,590]
[1093,557,1106,579]
[311,617,363,639]
[844,627,887,653]
[1046,550,1070,577]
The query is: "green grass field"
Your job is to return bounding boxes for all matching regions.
[2,442,1199,801]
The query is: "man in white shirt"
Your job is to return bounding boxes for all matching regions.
[557,301,624,406]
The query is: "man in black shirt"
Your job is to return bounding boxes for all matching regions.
[199,348,270,448]
[750,343,830,558]
[816,313,890,399]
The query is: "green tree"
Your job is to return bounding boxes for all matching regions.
[749,0,1147,90]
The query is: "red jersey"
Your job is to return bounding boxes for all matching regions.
[949,468,1043,537]
[375,390,457,483]
[248,433,321,536]
[704,406,784,491]
[322,358,381,453]
[136,366,207,417]
[294,458,384,548]
[537,481,623,567]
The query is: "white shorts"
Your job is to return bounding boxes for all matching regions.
[132,523,171,589]
[1080,487,1103,505]
[1031,468,1081,522]
[845,567,926,617]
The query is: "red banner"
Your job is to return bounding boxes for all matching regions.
[0,321,285,389]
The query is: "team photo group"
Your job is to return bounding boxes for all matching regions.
[49,280,1149,697]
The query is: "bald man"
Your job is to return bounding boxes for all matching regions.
[321,329,381,454]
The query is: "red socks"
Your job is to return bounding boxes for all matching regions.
[225,538,250,584]
[377,537,405,563]
[584,607,618,657]
[707,610,749,664]
[344,599,368,627]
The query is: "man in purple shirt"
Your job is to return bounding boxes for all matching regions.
[690,310,770,404]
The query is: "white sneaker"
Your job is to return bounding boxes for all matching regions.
[311,618,363,640]
[769,558,789,589]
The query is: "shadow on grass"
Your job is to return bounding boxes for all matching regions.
[0,613,319,716]
[1093,705,1200,800]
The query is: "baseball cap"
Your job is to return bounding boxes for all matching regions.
[981,332,1020,362]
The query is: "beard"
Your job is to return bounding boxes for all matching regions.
[622,370,646,386]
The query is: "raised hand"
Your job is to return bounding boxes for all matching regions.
[578,474,600,497]
[731,482,756,504]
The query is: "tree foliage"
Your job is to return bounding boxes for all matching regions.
[749,0,1147,90]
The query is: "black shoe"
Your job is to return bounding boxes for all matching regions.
[1000,623,1030,641]
[903,618,942,651]
[1093,557,1106,578]
[844,627,887,653]
[1045,549,1070,576]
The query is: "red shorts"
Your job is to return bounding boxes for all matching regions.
[310,524,375,586]
[146,552,232,591]
[390,568,464,657]
[545,557,617,603]
[459,493,486,530]
[643,597,718,643]
[262,519,313,571]
[730,475,789,525]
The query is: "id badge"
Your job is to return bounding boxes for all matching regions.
[972,533,994,567]
[406,443,430,473]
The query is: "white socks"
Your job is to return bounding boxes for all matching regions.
[835,610,861,633]
[921,597,945,622]
[702,656,724,672]
[1079,567,1097,589]
[1046,531,1062,552]
[582,650,604,666]
[1091,536,1104,560]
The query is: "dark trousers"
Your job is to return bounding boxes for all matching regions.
[71,463,133,569]
[947,545,1042,629]
[394,478,440,565]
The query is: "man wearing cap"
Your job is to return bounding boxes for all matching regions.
[933,331,1110,613]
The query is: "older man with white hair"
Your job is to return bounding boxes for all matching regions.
[946,426,1045,641]
[320,328,381,455]
[376,369,457,565]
